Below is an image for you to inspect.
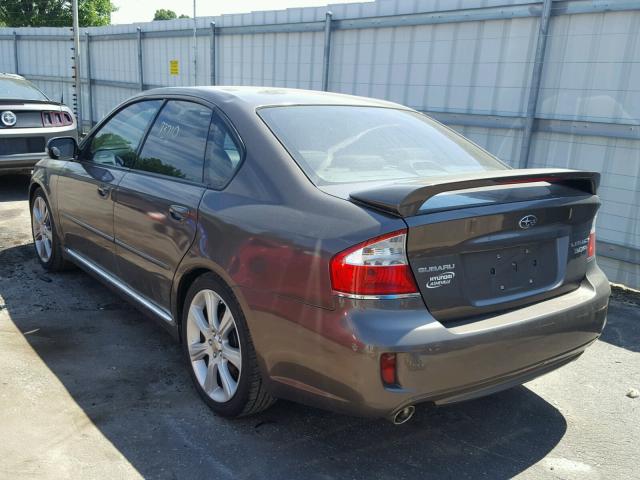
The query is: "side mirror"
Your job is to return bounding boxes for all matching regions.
[47,137,78,160]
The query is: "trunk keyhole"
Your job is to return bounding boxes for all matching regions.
[490,267,496,275]
[512,262,518,272]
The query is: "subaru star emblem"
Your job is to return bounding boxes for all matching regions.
[519,214,538,229]
[1,110,17,127]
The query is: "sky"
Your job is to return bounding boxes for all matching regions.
[110,0,365,24]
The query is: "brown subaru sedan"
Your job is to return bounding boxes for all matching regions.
[30,87,610,424]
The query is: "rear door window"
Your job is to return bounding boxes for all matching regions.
[136,100,212,183]
[204,112,243,189]
[86,100,162,168]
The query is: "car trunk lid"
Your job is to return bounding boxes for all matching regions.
[327,168,601,322]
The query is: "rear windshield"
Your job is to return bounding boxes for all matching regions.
[258,105,506,185]
[0,77,49,101]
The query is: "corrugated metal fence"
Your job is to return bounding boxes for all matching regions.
[1,0,639,287]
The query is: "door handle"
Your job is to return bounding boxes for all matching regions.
[97,185,111,198]
[169,205,190,222]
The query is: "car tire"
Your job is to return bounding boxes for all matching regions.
[30,188,70,272]
[181,273,275,417]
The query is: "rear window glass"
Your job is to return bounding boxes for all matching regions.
[258,106,506,185]
[0,77,49,101]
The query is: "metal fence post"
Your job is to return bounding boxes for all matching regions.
[13,31,19,74]
[137,27,144,91]
[210,21,216,86]
[85,32,94,128]
[321,11,333,91]
[71,0,83,133]
[519,0,553,168]
[192,4,198,86]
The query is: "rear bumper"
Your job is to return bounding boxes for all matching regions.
[249,264,610,418]
[0,125,76,173]
[0,152,43,173]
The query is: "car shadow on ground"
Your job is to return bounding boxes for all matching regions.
[0,245,569,479]
[599,299,640,353]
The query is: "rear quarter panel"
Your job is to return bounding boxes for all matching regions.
[178,166,406,308]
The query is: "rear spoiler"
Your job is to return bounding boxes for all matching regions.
[349,168,600,217]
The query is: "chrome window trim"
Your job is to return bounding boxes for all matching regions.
[65,248,174,324]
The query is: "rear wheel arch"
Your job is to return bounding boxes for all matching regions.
[175,267,210,332]
[173,265,248,337]
[179,272,276,416]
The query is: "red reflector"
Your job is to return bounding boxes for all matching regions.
[380,353,397,386]
[587,231,596,259]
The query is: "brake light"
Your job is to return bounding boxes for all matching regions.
[587,220,596,260]
[380,353,397,386]
[330,229,418,297]
[42,111,74,127]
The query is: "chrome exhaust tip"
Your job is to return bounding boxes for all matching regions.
[391,405,416,425]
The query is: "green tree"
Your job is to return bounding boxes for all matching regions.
[153,9,175,21]
[0,0,116,27]
[137,157,185,179]
[152,9,189,20]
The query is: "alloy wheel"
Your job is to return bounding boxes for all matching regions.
[186,289,242,403]
[32,196,53,263]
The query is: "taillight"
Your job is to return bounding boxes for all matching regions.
[42,111,73,127]
[587,219,596,260]
[380,353,397,386]
[330,229,418,297]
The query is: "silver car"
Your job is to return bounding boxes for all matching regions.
[0,73,77,174]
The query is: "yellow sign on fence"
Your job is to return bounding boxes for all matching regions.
[169,60,179,76]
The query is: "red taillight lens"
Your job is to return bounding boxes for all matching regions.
[330,230,418,296]
[587,217,596,260]
[587,231,596,259]
[380,353,397,386]
[587,232,595,258]
[42,111,73,127]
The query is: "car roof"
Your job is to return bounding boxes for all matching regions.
[134,86,411,112]
[0,73,26,81]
